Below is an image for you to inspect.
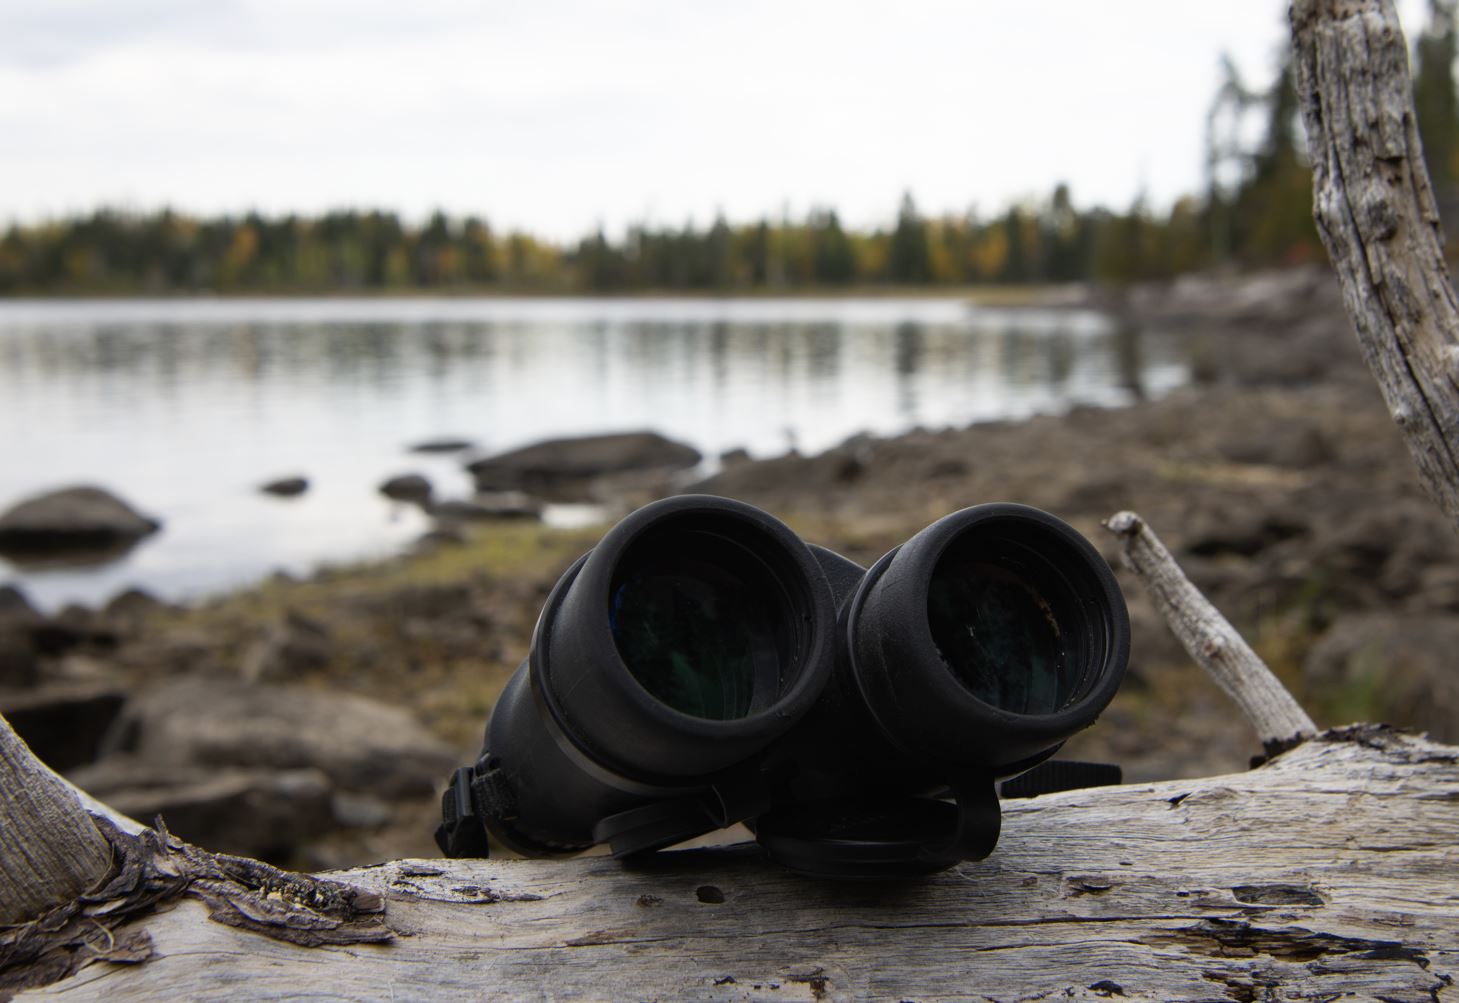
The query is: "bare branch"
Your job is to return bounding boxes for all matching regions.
[1104,511,1317,751]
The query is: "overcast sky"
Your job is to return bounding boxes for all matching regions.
[0,0,1433,240]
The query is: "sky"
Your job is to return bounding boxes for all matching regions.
[0,0,1433,241]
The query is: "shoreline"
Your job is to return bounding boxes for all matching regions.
[8,265,1454,868]
[0,284,1077,304]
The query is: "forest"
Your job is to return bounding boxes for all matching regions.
[2,3,1457,296]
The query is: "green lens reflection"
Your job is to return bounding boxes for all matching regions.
[610,537,784,721]
[928,545,1079,715]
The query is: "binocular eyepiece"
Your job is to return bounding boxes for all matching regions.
[437,494,1129,878]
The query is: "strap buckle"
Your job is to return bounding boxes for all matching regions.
[434,757,519,858]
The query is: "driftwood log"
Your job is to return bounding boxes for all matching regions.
[3,723,1453,1002]
[5,0,1459,999]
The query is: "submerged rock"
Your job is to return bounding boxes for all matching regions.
[260,476,310,497]
[408,437,475,454]
[430,491,543,522]
[466,431,701,498]
[380,473,433,504]
[0,486,161,557]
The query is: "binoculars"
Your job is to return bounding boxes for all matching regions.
[437,494,1129,878]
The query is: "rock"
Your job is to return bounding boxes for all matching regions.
[0,584,41,622]
[1182,508,1309,559]
[240,610,333,683]
[103,586,168,622]
[1310,500,1459,606]
[118,627,221,677]
[331,791,393,829]
[380,473,434,504]
[430,492,543,522]
[466,431,701,498]
[1219,424,1333,469]
[0,683,128,771]
[0,486,161,556]
[0,585,43,687]
[260,476,310,498]
[0,625,38,687]
[409,437,476,454]
[415,526,467,551]
[719,448,752,467]
[105,678,457,798]
[1304,613,1459,743]
[31,604,120,655]
[68,756,335,862]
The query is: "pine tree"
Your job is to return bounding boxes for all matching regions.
[1415,0,1459,192]
[888,193,931,284]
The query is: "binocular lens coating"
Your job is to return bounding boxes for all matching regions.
[610,530,789,721]
[927,529,1089,716]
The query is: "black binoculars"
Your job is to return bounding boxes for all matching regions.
[437,494,1129,878]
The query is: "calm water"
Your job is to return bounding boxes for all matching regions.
[0,297,1188,610]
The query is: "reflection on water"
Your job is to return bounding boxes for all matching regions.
[0,298,1188,609]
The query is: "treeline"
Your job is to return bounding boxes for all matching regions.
[3,3,1457,296]
[0,190,1306,296]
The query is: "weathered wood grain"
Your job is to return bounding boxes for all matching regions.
[21,726,1459,1002]
[1292,0,1459,532]
[1105,511,1318,751]
[0,716,111,925]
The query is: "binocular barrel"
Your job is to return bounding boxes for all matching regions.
[437,494,1129,876]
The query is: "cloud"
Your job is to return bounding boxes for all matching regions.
[0,0,1438,236]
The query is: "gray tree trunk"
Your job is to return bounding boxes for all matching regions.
[0,718,110,926]
[1292,0,1459,532]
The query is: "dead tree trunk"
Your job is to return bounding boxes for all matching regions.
[1292,0,1459,531]
[0,717,110,926]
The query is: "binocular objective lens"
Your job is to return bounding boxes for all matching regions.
[610,532,788,721]
[927,533,1084,716]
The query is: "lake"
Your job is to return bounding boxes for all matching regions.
[0,297,1189,610]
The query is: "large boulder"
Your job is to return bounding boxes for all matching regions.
[104,677,456,798]
[68,757,335,862]
[0,682,129,770]
[466,431,701,498]
[0,486,160,556]
[1304,613,1459,743]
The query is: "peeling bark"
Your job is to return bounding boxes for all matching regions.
[1,818,390,997]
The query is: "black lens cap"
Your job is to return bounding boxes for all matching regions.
[754,797,976,879]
